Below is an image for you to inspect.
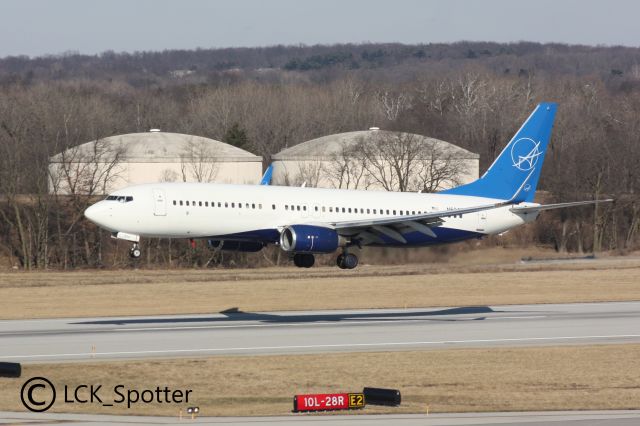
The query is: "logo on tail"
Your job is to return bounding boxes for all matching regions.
[511,138,542,171]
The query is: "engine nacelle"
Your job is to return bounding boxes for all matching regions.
[207,240,264,252]
[279,225,340,253]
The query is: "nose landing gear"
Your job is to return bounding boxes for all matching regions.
[129,243,141,259]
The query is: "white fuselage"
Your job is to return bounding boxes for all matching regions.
[84,182,537,245]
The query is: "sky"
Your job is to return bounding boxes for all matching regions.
[1,0,639,58]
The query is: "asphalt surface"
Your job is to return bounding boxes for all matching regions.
[1,302,640,362]
[2,410,640,425]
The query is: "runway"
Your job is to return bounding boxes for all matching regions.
[2,410,640,425]
[1,302,640,363]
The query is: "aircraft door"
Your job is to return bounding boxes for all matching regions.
[477,211,487,232]
[153,188,167,216]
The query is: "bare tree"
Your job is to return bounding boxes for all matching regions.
[325,140,371,190]
[354,132,465,192]
[50,137,127,196]
[376,90,412,121]
[179,138,219,182]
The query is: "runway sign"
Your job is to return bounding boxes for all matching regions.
[293,393,365,412]
[363,387,401,406]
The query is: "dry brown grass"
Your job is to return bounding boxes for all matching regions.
[1,344,639,416]
[1,254,640,319]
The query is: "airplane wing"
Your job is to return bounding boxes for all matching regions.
[326,199,514,244]
[510,199,614,214]
[326,199,613,245]
[331,200,512,230]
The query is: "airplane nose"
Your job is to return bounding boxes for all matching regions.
[84,202,109,226]
[84,204,100,223]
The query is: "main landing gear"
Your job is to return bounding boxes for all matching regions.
[293,253,315,268]
[336,251,358,270]
[129,243,141,259]
[291,251,359,269]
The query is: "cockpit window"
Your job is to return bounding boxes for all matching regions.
[106,195,133,202]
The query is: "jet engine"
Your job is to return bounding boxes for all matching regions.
[279,225,341,253]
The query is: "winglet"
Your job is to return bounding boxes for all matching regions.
[260,164,274,185]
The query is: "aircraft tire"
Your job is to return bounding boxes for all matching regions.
[293,253,314,268]
[343,253,358,269]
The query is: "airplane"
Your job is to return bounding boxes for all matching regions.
[84,103,612,269]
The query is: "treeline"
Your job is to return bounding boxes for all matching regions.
[0,42,639,269]
[3,42,640,86]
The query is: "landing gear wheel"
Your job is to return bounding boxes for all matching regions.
[337,253,358,269]
[293,253,315,268]
[129,244,141,259]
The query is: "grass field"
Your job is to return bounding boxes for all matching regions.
[1,344,638,416]
[1,252,639,319]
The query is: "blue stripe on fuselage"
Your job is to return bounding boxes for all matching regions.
[207,227,482,247]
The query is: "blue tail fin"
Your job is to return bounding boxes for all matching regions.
[441,102,557,202]
[260,164,274,185]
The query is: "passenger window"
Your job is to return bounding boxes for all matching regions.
[225,202,228,208]
[199,201,202,207]
[322,206,325,212]
[252,203,256,209]
[186,201,190,206]
[179,200,183,206]
[329,207,333,212]
[259,204,262,209]
[342,207,345,213]
[348,208,352,213]
[400,210,403,215]
[367,209,370,214]
[173,200,176,206]
[205,201,208,207]
[218,202,221,207]
[393,210,396,215]
[272,204,276,210]
[192,201,195,206]
[238,203,242,209]
[296,206,300,211]
[232,202,235,208]
[246,203,249,208]
[285,205,289,211]
[314,206,318,211]
[303,206,307,211]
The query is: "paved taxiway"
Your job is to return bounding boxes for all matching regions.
[1,301,640,362]
[2,410,640,425]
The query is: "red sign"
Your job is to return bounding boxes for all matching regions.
[294,393,365,412]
